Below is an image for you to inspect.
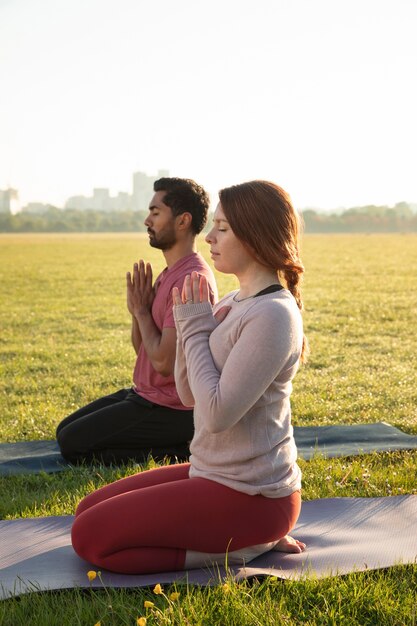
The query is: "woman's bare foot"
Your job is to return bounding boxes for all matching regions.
[273,535,306,553]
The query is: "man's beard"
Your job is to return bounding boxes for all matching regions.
[147,226,177,251]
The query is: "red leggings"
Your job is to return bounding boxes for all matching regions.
[72,463,301,574]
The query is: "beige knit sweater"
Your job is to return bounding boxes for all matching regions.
[174,289,303,498]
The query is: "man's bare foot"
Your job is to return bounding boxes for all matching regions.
[273,535,306,553]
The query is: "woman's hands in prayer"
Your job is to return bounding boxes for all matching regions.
[173,272,230,324]
[172,271,209,306]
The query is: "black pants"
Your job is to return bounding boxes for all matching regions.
[56,388,194,465]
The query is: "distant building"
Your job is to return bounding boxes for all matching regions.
[0,188,19,214]
[62,169,170,212]
[115,192,132,211]
[22,202,51,214]
[132,169,169,212]
[65,187,134,211]
[92,188,110,211]
[65,195,90,210]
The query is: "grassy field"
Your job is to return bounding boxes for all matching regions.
[0,233,416,625]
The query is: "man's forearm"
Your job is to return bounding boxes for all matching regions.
[131,317,142,354]
[135,310,175,376]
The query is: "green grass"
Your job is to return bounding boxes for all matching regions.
[0,233,416,625]
[1,569,416,626]
[297,234,417,431]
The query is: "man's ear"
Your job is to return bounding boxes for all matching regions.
[176,212,192,231]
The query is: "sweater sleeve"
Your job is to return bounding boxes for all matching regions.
[174,334,195,407]
[175,299,301,434]
[174,302,218,408]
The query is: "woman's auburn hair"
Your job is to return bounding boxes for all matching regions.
[218,180,309,363]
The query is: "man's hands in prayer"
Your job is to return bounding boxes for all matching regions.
[126,260,155,318]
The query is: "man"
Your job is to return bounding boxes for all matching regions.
[56,177,218,464]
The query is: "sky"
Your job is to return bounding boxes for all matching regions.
[1,0,416,211]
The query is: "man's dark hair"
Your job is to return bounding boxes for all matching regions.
[153,177,209,235]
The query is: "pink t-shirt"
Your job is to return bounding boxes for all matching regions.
[132,252,218,410]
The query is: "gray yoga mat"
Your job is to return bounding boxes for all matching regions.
[294,421,417,459]
[0,440,70,476]
[1,495,416,599]
[1,422,417,476]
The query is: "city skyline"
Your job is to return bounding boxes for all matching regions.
[0,168,169,214]
[1,164,417,216]
[1,0,417,211]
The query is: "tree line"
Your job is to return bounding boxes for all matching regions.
[1,203,416,233]
[0,208,149,233]
[302,202,417,233]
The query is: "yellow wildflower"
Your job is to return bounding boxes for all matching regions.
[222,582,231,593]
[94,622,101,626]
[87,570,97,582]
[169,591,180,601]
[137,618,147,626]
[153,583,163,594]
[144,600,155,609]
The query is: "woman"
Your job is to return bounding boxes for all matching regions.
[71,180,307,574]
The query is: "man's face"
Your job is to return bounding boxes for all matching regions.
[144,191,177,250]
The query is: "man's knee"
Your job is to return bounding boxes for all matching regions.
[57,427,84,463]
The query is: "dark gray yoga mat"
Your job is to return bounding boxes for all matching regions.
[1,422,417,476]
[0,440,70,475]
[1,495,416,599]
[294,421,417,459]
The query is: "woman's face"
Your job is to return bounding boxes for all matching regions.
[205,203,254,275]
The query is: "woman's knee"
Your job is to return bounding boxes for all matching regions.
[71,512,102,564]
[74,493,94,517]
